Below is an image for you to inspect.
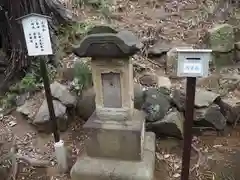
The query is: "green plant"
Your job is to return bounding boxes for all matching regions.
[0,58,57,109]
[73,0,112,20]
[71,60,92,95]
[56,22,94,57]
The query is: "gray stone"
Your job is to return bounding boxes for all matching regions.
[139,73,158,87]
[34,100,68,132]
[194,104,227,130]
[142,88,171,122]
[208,24,234,52]
[148,40,174,56]
[134,83,144,110]
[16,93,29,106]
[157,76,172,90]
[16,99,38,120]
[212,51,235,68]
[195,89,220,108]
[84,110,145,161]
[196,74,220,91]
[146,110,184,139]
[76,87,96,121]
[50,81,77,107]
[70,132,155,180]
[217,98,240,124]
[172,88,220,110]
[172,88,186,111]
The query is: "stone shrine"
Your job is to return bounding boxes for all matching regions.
[70,26,156,180]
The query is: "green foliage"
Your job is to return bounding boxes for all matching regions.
[56,22,94,59]
[0,59,57,109]
[73,0,112,20]
[71,60,92,95]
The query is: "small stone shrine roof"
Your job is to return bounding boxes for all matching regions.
[73,26,143,58]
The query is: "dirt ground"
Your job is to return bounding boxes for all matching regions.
[1,110,240,180]
[1,0,240,180]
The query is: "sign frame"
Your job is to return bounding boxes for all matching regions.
[176,49,212,78]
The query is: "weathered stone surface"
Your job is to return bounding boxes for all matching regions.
[212,51,234,68]
[76,87,96,121]
[194,104,227,130]
[166,46,193,77]
[84,110,145,161]
[172,88,220,110]
[208,24,234,52]
[134,83,144,110]
[217,98,240,124]
[50,81,77,107]
[157,76,172,90]
[195,89,220,108]
[148,40,175,56]
[17,98,40,120]
[34,100,68,132]
[139,73,158,87]
[196,74,220,91]
[142,88,171,122]
[70,132,155,180]
[146,110,184,139]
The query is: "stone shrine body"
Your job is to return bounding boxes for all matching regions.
[70,26,156,180]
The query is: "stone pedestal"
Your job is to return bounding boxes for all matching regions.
[70,132,155,180]
[70,110,156,180]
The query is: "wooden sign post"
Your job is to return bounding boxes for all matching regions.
[176,49,212,180]
[17,13,67,173]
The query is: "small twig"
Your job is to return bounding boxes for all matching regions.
[190,144,203,173]
[16,154,50,167]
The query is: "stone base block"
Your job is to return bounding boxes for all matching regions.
[84,110,145,161]
[70,132,155,180]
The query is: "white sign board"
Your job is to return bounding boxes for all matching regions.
[176,49,212,78]
[21,15,53,56]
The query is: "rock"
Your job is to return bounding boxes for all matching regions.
[142,88,171,122]
[76,84,146,120]
[139,73,158,87]
[157,76,172,90]
[16,93,29,106]
[208,24,234,52]
[76,87,96,121]
[196,74,220,91]
[34,100,68,132]
[172,89,186,111]
[195,89,220,108]
[50,81,77,107]
[166,46,193,78]
[148,40,174,57]
[212,51,234,68]
[146,110,184,139]
[194,104,226,130]
[217,98,240,124]
[134,83,144,110]
[235,42,240,50]
[172,88,220,110]
[17,99,39,120]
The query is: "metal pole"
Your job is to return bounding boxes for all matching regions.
[39,57,60,142]
[180,77,196,180]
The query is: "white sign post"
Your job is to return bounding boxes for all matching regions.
[17,13,53,56]
[17,13,68,173]
[176,49,212,180]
